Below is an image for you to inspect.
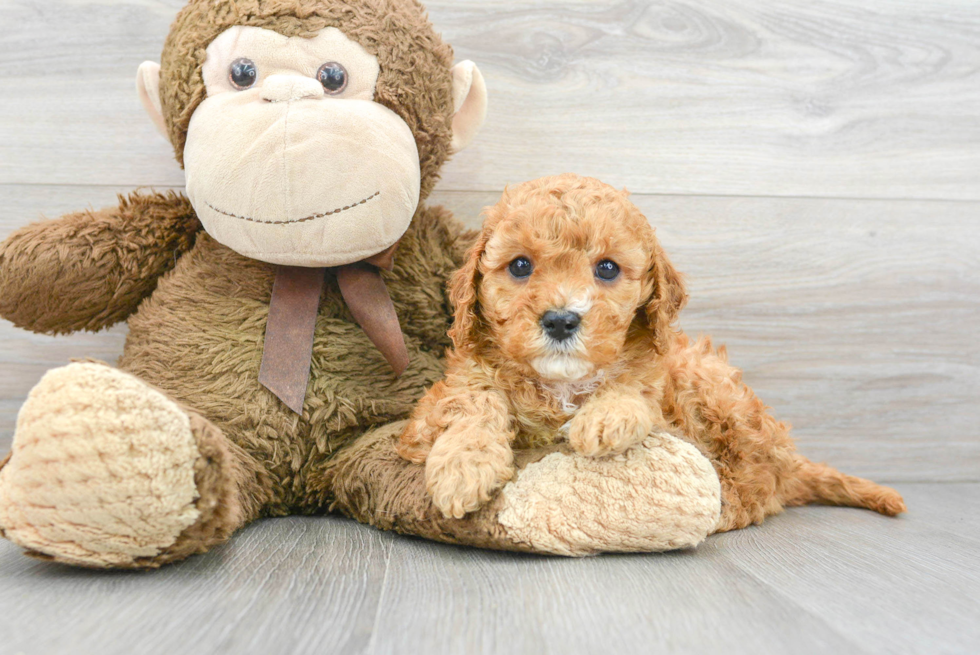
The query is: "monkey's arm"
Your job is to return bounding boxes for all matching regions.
[0,190,201,334]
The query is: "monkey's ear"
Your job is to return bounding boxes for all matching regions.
[450,61,488,153]
[136,61,168,140]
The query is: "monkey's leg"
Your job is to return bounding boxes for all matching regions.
[0,363,268,568]
[324,422,722,556]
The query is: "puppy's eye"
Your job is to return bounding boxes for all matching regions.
[229,58,258,90]
[317,62,348,94]
[595,259,620,281]
[508,257,534,279]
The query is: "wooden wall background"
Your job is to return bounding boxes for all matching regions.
[1,0,977,482]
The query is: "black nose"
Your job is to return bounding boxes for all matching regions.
[540,310,581,342]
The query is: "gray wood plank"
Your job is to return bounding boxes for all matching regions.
[366,536,860,655]
[0,470,975,653]
[1,0,979,199]
[713,501,980,655]
[366,483,980,655]
[0,516,393,655]
[894,482,980,536]
[1,186,977,481]
[0,0,186,186]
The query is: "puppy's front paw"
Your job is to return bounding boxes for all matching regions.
[396,418,437,464]
[425,435,515,519]
[568,394,656,457]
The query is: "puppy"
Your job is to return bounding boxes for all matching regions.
[398,174,906,525]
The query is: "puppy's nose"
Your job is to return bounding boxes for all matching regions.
[541,310,581,342]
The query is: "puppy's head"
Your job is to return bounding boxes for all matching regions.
[450,174,687,381]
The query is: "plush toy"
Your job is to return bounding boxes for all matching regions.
[0,0,723,567]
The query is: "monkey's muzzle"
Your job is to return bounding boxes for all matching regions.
[184,94,421,267]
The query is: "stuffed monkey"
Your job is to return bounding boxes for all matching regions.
[0,0,722,568]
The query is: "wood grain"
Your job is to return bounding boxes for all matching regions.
[0,484,975,655]
[367,534,861,655]
[0,516,394,655]
[0,0,978,198]
[713,500,980,654]
[2,186,977,481]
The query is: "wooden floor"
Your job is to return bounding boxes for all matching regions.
[1,0,978,653]
[1,483,978,655]
[0,484,980,655]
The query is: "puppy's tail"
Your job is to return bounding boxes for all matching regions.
[782,456,906,516]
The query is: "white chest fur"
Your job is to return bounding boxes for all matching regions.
[538,370,609,415]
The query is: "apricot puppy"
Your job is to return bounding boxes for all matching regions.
[399,174,906,524]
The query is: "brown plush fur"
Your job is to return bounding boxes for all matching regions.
[16,402,275,571]
[0,197,470,567]
[145,411,273,568]
[0,0,471,566]
[398,175,907,528]
[326,421,561,553]
[0,453,8,540]
[118,206,467,517]
[0,192,199,335]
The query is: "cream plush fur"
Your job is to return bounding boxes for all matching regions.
[183,27,421,267]
[498,433,722,556]
[139,25,488,269]
[0,364,201,567]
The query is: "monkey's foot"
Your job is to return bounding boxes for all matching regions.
[329,424,722,556]
[0,363,203,567]
[496,433,722,555]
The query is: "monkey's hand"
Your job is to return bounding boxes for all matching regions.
[0,191,200,334]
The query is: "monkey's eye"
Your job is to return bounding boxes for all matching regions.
[229,58,258,90]
[508,257,534,279]
[317,62,349,95]
[595,259,620,281]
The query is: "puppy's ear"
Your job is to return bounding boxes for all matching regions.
[447,228,491,351]
[642,238,688,354]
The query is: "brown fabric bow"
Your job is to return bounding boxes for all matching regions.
[257,243,408,414]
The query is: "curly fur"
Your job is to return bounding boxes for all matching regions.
[398,174,907,527]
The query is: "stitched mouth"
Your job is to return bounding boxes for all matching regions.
[204,191,381,225]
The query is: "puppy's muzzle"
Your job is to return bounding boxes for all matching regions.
[540,310,581,343]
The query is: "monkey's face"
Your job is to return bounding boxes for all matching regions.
[138,19,486,268]
[177,26,419,267]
